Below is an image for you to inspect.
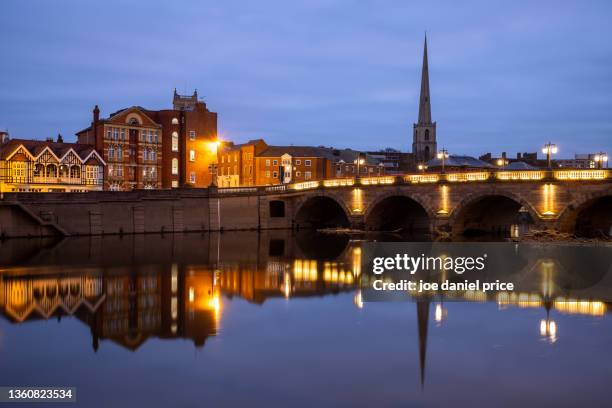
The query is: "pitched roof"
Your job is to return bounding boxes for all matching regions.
[426,155,494,168]
[258,146,380,165]
[505,161,537,170]
[0,138,101,162]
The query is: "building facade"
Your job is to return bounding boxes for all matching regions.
[217,140,383,187]
[76,90,218,190]
[0,134,105,193]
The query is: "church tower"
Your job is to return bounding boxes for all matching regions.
[412,34,437,163]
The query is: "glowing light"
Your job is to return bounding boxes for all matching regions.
[354,291,364,309]
[359,176,395,185]
[554,170,607,180]
[496,171,545,181]
[446,172,490,182]
[542,183,556,216]
[406,174,439,184]
[208,140,220,154]
[437,185,449,215]
[323,178,354,187]
[189,287,195,302]
[291,181,320,190]
[352,188,363,213]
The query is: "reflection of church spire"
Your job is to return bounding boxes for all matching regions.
[417,300,430,388]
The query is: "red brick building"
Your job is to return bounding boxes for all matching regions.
[77,90,218,190]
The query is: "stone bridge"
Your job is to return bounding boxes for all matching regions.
[0,169,610,238]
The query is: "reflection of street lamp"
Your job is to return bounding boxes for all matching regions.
[434,303,447,325]
[542,142,558,169]
[418,163,428,173]
[539,310,557,344]
[436,149,449,173]
[594,152,608,169]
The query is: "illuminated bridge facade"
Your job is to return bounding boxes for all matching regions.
[0,169,610,238]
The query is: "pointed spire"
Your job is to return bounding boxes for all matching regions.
[417,300,430,389]
[418,33,432,124]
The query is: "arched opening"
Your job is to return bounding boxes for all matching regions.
[366,196,430,233]
[424,146,430,160]
[453,195,532,238]
[574,196,612,238]
[295,196,349,229]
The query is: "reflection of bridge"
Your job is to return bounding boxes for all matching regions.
[1,169,610,238]
[0,233,609,388]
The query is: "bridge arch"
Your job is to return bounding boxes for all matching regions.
[364,192,433,232]
[293,192,351,229]
[557,192,612,237]
[449,191,539,237]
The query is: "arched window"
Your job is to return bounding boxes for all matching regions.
[171,158,179,175]
[46,164,57,178]
[171,118,179,125]
[424,129,430,141]
[171,131,179,152]
[129,118,139,125]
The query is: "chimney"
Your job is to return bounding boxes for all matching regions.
[0,130,8,144]
[93,105,100,123]
[502,152,507,160]
[57,133,64,143]
[46,137,53,142]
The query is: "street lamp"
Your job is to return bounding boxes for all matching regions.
[496,158,508,170]
[417,163,428,173]
[542,142,558,169]
[594,152,608,169]
[436,149,449,173]
[354,153,365,177]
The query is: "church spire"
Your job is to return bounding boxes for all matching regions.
[418,33,431,124]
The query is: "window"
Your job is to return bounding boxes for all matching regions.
[265,159,270,166]
[150,149,156,161]
[190,171,196,183]
[304,171,311,180]
[106,128,112,139]
[272,171,278,178]
[143,149,148,161]
[221,156,225,164]
[265,170,270,178]
[189,131,196,141]
[189,150,195,161]
[153,131,158,143]
[171,180,178,188]
[120,128,125,141]
[296,171,301,177]
[113,128,119,140]
[108,145,114,160]
[234,155,238,162]
[425,129,430,141]
[305,160,311,166]
[296,159,301,165]
[171,118,179,125]
[172,132,178,151]
[273,160,278,166]
[172,158,178,175]
[117,145,122,161]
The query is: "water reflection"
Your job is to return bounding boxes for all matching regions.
[0,232,610,396]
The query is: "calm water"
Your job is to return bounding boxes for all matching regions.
[0,232,611,407]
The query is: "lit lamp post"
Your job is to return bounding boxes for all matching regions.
[354,153,365,178]
[436,149,449,173]
[594,152,608,169]
[207,139,221,186]
[418,163,428,173]
[542,142,558,169]
[496,158,508,170]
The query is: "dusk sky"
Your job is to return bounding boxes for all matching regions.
[1,0,611,158]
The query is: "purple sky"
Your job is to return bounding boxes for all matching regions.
[1,0,611,158]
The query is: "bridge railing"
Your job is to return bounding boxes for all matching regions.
[213,169,610,196]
